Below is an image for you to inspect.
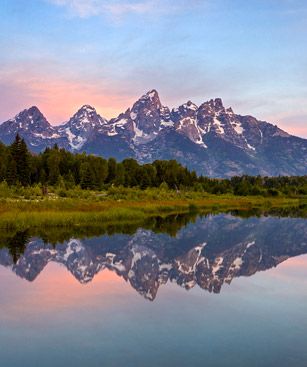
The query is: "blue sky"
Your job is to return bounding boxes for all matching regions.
[0,0,306,136]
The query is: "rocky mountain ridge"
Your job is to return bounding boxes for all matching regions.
[0,90,306,177]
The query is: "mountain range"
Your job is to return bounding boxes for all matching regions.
[1,214,306,300]
[0,90,306,177]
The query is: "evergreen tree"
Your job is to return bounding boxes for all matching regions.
[106,158,117,183]
[0,136,305,197]
[47,151,60,185]
[18,138,31,186]
[64,171,75,189]
[0,142,7,180]
[6,154,17,186]
[10,134,31,186]
[80,162,94,189]
[113,163,125,186]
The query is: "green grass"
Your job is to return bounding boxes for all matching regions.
[0,187,305,231]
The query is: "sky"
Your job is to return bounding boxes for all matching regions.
[0,0,306,137]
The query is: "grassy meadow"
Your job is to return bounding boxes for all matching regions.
[0,183,305,231]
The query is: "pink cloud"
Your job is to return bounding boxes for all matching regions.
[0,68,138,124]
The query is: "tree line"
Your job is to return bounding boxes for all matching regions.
[0,135,306,196]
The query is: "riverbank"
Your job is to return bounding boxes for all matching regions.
[0,188,305,230]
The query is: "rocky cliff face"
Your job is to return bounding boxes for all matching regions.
[1,90,306,177]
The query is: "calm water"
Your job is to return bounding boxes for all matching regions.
[0,212,307,367]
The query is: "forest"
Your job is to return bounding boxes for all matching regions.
[0,134,306,197]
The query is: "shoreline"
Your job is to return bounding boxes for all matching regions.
[0,194,305,231]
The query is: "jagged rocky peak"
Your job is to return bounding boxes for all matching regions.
[0,105,60,150]
[0,89,306,177]
[131,89,163,116]
[65,104,108,131]
[172,100,198,117]
[137,89,162,107]
[184,100,198,110]
[129,89,166,135]
[171,99,206,147]
[80,104,96,112]
[0,106,57,144]
[195,97,244,139]
[198,98,227,116]
[171,100,198,123]
[13,106,51,130]
[106,89,172,139]
[76,104,99,116]
[56,105,109,151]
[17,105,42,117]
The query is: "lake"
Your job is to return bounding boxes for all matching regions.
[0,212,307,367]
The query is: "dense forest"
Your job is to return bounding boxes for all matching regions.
[0,135,306,196]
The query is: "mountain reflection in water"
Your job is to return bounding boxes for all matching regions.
[0,210,306,301]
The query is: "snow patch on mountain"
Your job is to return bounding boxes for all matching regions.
[213,117,225,135]
[212,257,224,279]
[231,257,243,270]
[232,121,244,135]
[64,127,86,149]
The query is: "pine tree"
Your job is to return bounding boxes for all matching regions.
[80,162,94,189]
[6,154,17,186]
[114,163,125,186]
[47,151,60,185]
[106,158,117,183]
[9,134,31,186]
[0,142,7,180]
[18,138,31,186]
[64,171,75,189]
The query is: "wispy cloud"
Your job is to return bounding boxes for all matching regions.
[47,0,201,19]
[49,0,109,18]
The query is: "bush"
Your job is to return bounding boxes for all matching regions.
[159,182,169,191]
[267,188,280,197]
[0,181,11,198]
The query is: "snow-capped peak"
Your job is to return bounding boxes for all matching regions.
[199,98,226,116]
[14,106,47,124]
[5,106,54,135]
[63,105,108,131]
[0,88,304,177]
[56,105,109,150]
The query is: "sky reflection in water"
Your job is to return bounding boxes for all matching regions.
[0,213,307,367]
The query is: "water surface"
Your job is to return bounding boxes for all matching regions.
[0,212,307,367]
